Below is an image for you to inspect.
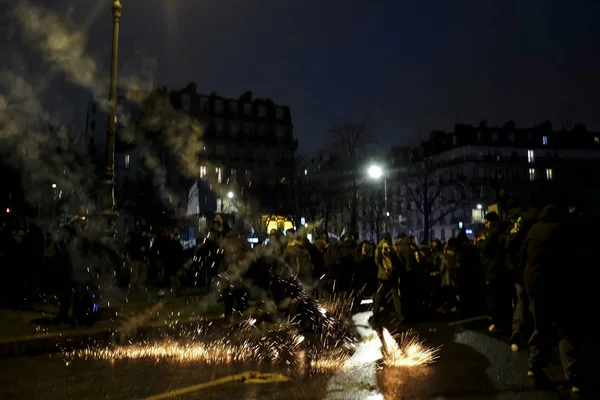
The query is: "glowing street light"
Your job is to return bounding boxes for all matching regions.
[367,164,389,232]
[368,165,383,180]
[227,191,234,199]
[477,204,482,210]
[52,183,57,188]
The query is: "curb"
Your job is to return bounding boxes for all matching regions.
[0,315,223,359]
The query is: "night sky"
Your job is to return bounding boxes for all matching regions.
[3,0,600,154]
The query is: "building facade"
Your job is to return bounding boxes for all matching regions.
[388,121,600,242]
[168,83,298,236]
[85,84,298,236]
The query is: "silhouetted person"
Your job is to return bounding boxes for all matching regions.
[523,205,584,393]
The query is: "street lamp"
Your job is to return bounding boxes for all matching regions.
[101,0,122,236]
[368,165,383,179]
[367,164,388,231]
[227,191,234,199]
[477,204,484,223]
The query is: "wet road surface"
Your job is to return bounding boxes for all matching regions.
[0,312,595,399]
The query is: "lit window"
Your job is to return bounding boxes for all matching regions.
[304,169,308,176]
[529,168,536,181]
[244,103,252,116]
[216,167,222,183]
[546,168,553,180]
[527,150,535,163]
[200,166,207,178]
[258,105,266,117]
[276,107,284,120]
[542,136,548,145]
[124,154,130,168]
[595,137,599,144]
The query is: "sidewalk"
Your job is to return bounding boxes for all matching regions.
[0,288,224,358]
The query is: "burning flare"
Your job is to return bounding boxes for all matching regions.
[381,328,440,367]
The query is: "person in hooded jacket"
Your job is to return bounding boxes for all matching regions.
[371,233,404,324]
[522,205,584,393]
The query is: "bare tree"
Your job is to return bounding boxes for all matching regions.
[327,118,373,232]
[400,156,467,242]
[359,187,384,241]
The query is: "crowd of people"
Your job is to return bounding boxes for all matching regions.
[0,204,590,392]
[195,204,589,392]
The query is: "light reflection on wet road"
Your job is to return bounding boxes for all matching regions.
[0,312,588,399]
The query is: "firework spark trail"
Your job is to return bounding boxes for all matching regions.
[381,328,441,367]
[66,309,357,375]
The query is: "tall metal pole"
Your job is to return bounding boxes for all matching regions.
[383,178,388,233]
[384,179,388,213]
[102,0,122,235]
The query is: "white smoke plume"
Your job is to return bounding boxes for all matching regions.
[2,1,323,327]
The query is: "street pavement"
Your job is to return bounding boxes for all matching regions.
[0,288,224,357]
[0,311,595,399]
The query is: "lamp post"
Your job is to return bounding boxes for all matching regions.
[477,203,484,223]
[101,0,122,235]
[368,164,388,232]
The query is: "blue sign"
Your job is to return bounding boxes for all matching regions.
[466,229,473,235]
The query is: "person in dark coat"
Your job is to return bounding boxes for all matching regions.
[455,231,484,316]
[395,233,419,319]
[522,205,584,392]
[481,212,512,334]
[328,234,359,295]
[505,207,537,351]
